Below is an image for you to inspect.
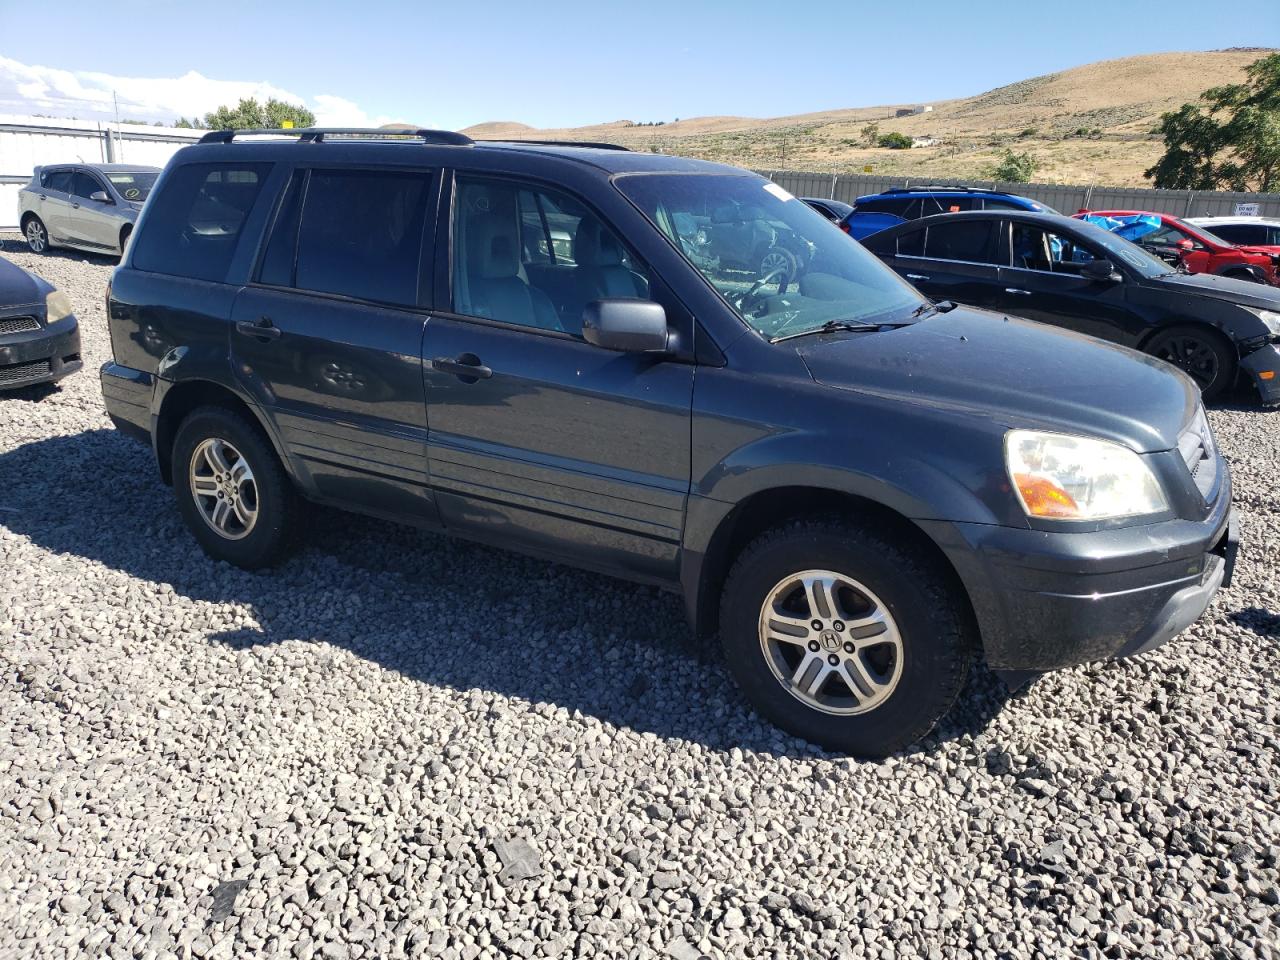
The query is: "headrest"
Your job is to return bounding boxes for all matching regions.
[575,219,626,268]
[470,216,520,279]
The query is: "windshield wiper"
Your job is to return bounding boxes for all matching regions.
[911,300,958,318]
[773,318,897,342]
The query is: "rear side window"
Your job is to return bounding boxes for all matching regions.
[920,196,976,216]
[897,229,925,257]
[44,170,73,193]
[923,220,998,263]
[289,169,430,305]
[854,197,914,217]
[131,163,270,282]
[1209,223,1266,245]
[982,198,1027,211]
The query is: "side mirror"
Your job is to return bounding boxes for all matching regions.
[90,191,112,204]
[1081,259,1121,282]
[582,300,669,353]
[1176,238,1196,250]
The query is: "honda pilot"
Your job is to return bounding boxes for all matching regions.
[101,129,1237,756]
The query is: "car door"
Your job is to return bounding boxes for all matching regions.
[229,166,441,525]
[422,173,694,583]
[997,220,1136,342]
[883,218,1005,308]
[38,169,77,243]
[67,171,120,249]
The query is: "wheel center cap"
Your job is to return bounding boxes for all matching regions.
[819,630,840,652]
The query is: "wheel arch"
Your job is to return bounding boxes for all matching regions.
[1137,319,1240,358]
[154,379,292,487]
[685,485,977,645]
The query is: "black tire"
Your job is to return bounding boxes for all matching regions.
[119,224,132,258]
[22,214,49,254]
[171,405,299,569]
[719,517,973,757]
[758,246,798,282]
[1145,325,1237,401]
[1223,268,1263,284]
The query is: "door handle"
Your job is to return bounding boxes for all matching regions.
[1004,288,1032,296]
[906,273,930,281]
[38,194,46,200]
[432,355,492,381]
[71,202,81,209]
[235,317,282,341]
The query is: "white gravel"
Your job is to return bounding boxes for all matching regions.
[1,235,1277,960]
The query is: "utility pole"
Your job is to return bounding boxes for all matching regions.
[113,89,123,162]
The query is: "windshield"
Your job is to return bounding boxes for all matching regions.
[106,171,159,202]
[1072,218,1179,279]
[616,173,925,340]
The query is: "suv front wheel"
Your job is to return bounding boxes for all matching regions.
[172,406,299,569]
[719,518,972,756]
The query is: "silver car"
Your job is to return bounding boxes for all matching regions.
[18,163,161,257]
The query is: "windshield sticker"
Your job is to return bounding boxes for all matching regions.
[763,182,794,202]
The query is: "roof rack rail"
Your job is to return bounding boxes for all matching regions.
[198,127,474,146]
[884,184,999,194]
[480,138,630,152]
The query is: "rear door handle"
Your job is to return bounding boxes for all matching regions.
[1004,288,1032,296]
[432,355,492,381]
[235,317,282,341]
[71,202,80,209]
[906,273,930,282]
[38,193,47,200]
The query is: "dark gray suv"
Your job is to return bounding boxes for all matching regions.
[100,128,1237,756]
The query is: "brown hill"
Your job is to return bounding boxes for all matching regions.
[465,50,1273,185]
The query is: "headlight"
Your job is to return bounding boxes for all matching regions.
[1253,308,1280,335]
[45,290,74,323]
[1005,430,1168,521]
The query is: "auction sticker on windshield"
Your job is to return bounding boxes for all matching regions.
[763,183,794,202]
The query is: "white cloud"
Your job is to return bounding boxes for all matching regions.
[0,56,404,128]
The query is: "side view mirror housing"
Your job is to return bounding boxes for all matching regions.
[582,300,670,353]
[1082,259,1121,282]
[90,191,112,203]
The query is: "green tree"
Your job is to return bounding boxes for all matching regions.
[1145,53,1280,192]
[991,149,1038,183]
[860,122,880,146]
[876,131,911,150]
[202,97,316,131]
[174,117,195,129]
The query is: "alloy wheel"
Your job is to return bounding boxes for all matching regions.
[189,437,259,540]
[1154,335,1219,389]
[757,569,904,715]
[25,220,46,253]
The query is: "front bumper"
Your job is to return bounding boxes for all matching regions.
[920,466,1236,672]
[1240,342,1280,405]
[0,315,82,390]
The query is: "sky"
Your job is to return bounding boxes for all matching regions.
[1,0,1277,130]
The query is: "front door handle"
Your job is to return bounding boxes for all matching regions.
[1004,288,1032,296]
[38,193,47,200]
[71,202,81,209]
[432,355,492,382]
[906,273,930,282]
[235,317,282,341]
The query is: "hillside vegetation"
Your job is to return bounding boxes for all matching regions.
[460,50,1274,185]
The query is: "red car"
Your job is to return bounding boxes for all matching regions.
[1075,209,1280,285]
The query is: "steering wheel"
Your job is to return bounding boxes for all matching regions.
[737,265,790,312]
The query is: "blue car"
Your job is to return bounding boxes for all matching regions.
[840,186,1056,240]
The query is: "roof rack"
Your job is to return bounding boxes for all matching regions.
[884,184,999,194]
[198,127,474,146]
[479,139,630,152]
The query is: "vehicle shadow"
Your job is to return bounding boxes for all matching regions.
[1,382,61,402]
[0,235,121,264]
[0,429,1011,759]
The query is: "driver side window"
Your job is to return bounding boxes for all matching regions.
[452,177,649,338]
[1011,224,1101,274]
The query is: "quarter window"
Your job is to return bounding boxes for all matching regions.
[1209,224,1265,245]
[922,220,998,263]
[131,163,271,282]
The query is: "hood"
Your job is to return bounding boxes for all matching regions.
[0,255,46,309]
[796,307,1197,453]
[1149,270,1280,310]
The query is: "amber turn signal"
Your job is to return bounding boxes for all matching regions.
[1012,473,1080,518]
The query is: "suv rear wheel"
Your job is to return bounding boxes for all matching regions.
[172,406,298,568]
[719,518,972,756]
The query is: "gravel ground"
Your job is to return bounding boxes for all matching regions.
[1,235,1277,960]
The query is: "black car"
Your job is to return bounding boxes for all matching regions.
[0,253,82,390]
[861,210,1280,403]
[101,129,1235,756]
[801,197,854,223]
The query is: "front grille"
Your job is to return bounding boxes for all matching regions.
[0,359,51,386]
[0,316,40,335]
[1177,406,1219,501]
